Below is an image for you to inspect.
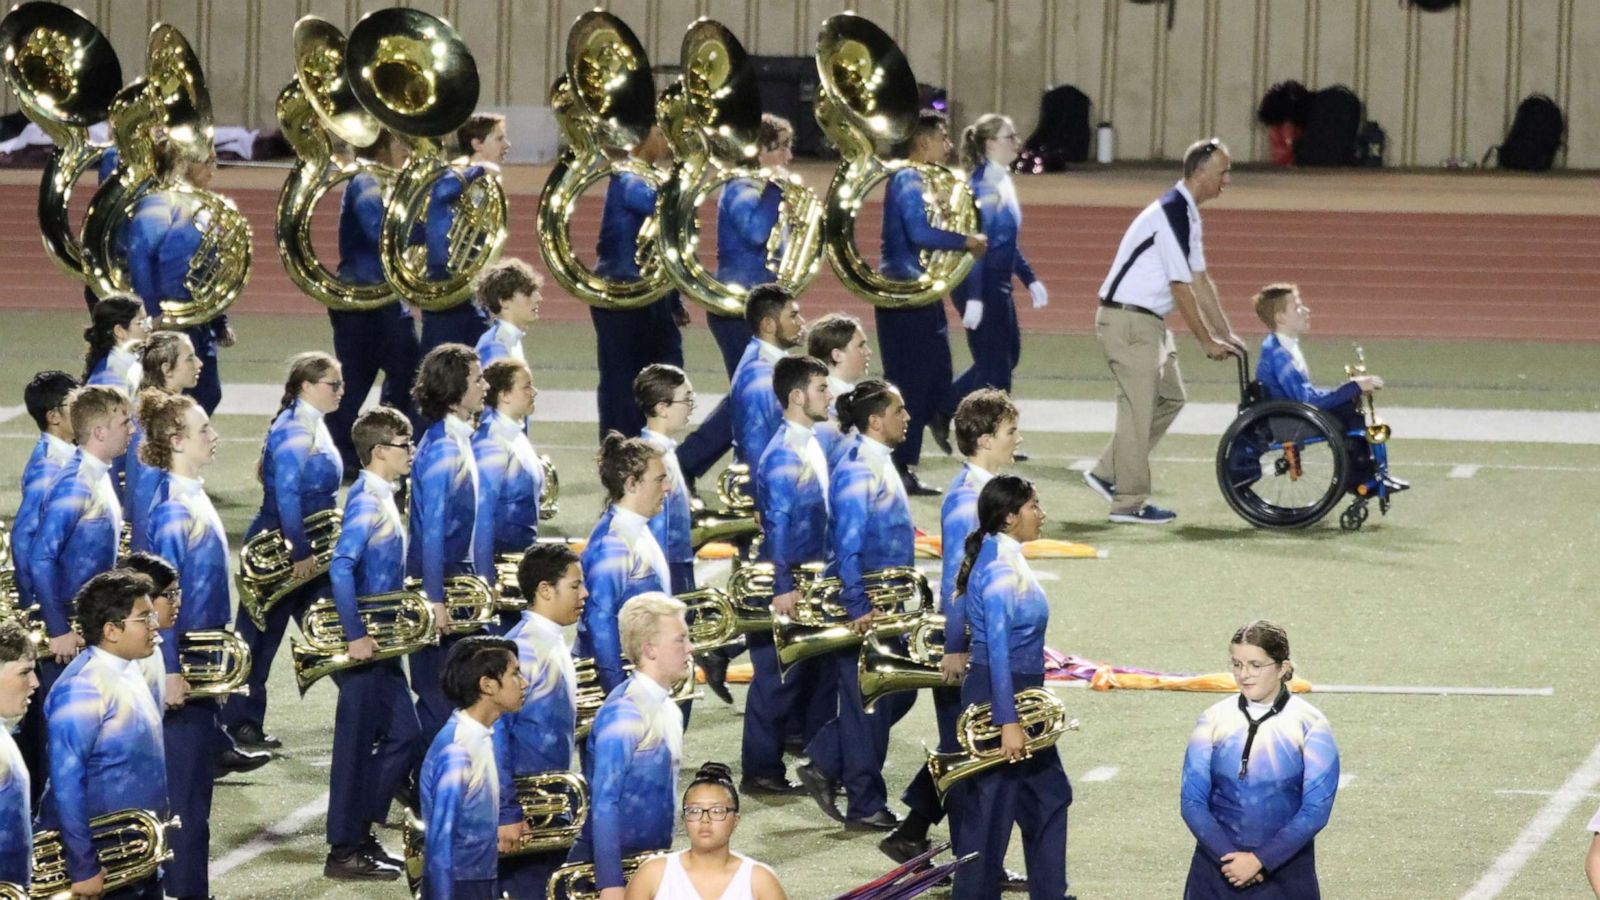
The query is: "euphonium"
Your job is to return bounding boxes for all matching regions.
[506,771,589,856]
[679,586,771,655]
[404,574,498,632]
[0,881,20,900]
[547,853,660,900]
[772,566,932,672]
[537,10,672,311]
[656,19,823,318]
[814,14,979,308]
[179,628,252,698]
[1344,344,1390,444]
[345,7,507,312]
[540,454,560,520]
[925,687,1077,796]
[28,808,179,898]
[290,589,437,694]
[688,463,759,550]
[0,2,122,284]
[858,613,947,711]
[237,508,343,629]
[275,15,397,312]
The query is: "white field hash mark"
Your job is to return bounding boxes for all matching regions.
[1460,739,1600,899]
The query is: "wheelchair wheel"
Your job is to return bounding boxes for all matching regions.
[1216,401,1349,528]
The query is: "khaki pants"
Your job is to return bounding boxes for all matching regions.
[1091,306,1186,513]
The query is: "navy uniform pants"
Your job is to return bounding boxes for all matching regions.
[499,850,565,900]
[327,306,422,475]
[951,667,1069,900]
[221,575,324,735]
[1183,843,1320,900]
[164,698,221,898]
[876,303,954,468]
[900,684,963,825]
[410,632,466,746]
[678,313,751,480]
[419,304,489,358]
[804,643,915,820]
[741,633,829,781]
[328,660,424,847]
[946,294,1021,413]
[590,296,685,440]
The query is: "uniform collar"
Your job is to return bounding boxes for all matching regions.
[444,413,475,442]
[358,469,399,500]
[167,472,207,495]
[521,610,565,642]
[828,375,855,398]
[487,408,524,440]
[611,505,650,535]
[1273,332,1301,352]
[755,339,786,364]
[496,320,526,344]
[630,670,671,704]
[43,432,75,459]
[640,428,677,452]
[965,461,997,485]
[858,435,894,466]
[292,398,325,427]
[995,532,1024,555]
[86,645,146,679]
[451,708,493,744]
[78,451,111,479]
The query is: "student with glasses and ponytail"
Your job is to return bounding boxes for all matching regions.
[83,294,152,398]
[624,762,787,900]
[1181,620,1338,898]
[222,352,346,752]
[948,475,1070,900]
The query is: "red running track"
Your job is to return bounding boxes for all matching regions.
[2,182,1596,342]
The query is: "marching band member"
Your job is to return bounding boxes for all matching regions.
[125,141,233,416]
[145,391,247,898]
[222,353,345,751]
[634,365,696,596]
[419,635,525,900]
[0,619,38,891]
[677,115,795,491]
[567,593,691,900]
[13,371,79,611]
[471,360,544,593]
[82,294,150,399]
[880,388,1025,875]
[408,344,488,742]
[327,130,422,478]
[575,434,670,697]
[729,286,803,471]
[39,570,169,900]
[878,111,986,482]
[624,762,788,900]
[950,475,1069,900]
[745,356,833,796]
[324,407,423,881]
[803,313,870,473]
[593,124,687,440]
[119,552,181,708]
[943,115,1047,440]
[1181,621,1339,898]
[473,258,543,368]
[797,380,916,832]
[494,543,587,896]
[420,114,509,356]
[127,333,203,554]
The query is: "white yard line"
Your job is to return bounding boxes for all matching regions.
[1493,788,1600,799]
[1080,765,1119,783]
[1338,772,1356,790]
[210,790,330,878]
[1461,739,1600,899]
[1448,465,1481,479]
[0,405,26,425]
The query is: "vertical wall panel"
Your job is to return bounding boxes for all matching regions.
[1364,3,1410,164]
[1159,0,1205,156]
[1000,0,1048,138]
[1411,3,1459,166]
[1211,0,1257,156]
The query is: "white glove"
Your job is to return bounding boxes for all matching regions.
[962,301,984,330]
[1028,281,1049,309]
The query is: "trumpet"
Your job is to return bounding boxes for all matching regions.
[925,687,1077,796]
[29,809,179,898]
[547,853,661,900]
[540,454,561,521]
[1344,344,1390,444]
[575,657,699,740]
[179,628,252,698]
[680,586,772,655]
[772,566,932,673]
[237,508,342,628]
[507,771,589,856]
[290,589,437,695]
[858,614,948,711]
[814,14,979,309]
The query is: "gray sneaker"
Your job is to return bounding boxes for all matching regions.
[1109,504,1176,524]
[1081,470,1115,504]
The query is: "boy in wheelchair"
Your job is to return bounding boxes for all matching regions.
[1252,283,1406,493]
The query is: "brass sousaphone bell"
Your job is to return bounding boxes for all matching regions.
[345,7,507,312]
[0,1,122,284]
[538,10,672,311]
[815,14,980,308]
[274,15,397,311]
[656,18,824,318]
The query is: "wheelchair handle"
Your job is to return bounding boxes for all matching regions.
[1235,349,1251,402]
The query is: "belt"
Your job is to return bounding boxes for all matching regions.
[1098,299,1163,320]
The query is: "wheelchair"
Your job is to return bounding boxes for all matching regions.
[1215,353,1397,531]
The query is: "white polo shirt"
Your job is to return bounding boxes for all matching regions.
[1096,180,1207,318]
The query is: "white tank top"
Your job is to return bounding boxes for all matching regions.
[655,850,765,900]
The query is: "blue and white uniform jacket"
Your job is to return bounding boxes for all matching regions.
[251,399,342,554]
[730,338,785,467]
[828,437,914,620]
[574,507,669,694]
[965,533,1049,725]
[406,416,480,603]
[330,472,407,641]
[494,610,579,824]
[952,161,1036,308]
[471,408,543,580]
[420,709,502,898]
[576,674,682,892]
[13,432,75,607]
[880,166,969,280]
[150,474,230,674]
[755,421,831,598]
[28,450,122,639]
[939,463,995,654]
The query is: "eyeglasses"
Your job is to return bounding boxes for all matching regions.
[121,612,160,628]
[668,395,697,407]
[377,440,417,453]
[318,380,346,391]
[682,805,737,822]
[1229,659,1280,674]
[156,589,182,604]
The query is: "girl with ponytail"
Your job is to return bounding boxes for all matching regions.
[124,333,203,551]
[623,762,787,900]
[220,351,345,747]
[950,474,1071,900]
[83,293,151,392]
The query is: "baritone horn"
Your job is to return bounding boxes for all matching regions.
[540,454,560,520]
[858,613,947,711]
[0,2,122,283]
[404,574,498,632]
[179,628,252,698]
[547,853,661,900]
[679,586,771,655]
[656,18,823,318]
[538,10,672,310]
[237,508,342,628]
[1345,344,1390,444]
[574,657,698,739]
[814,14,979,309]
[28,809,180,898]
[275,15,396,311]
[291,589,437,694]
[772,566,932,672]
[506,771,589,856]
[345,7,507,312]
[925,687,1077,796]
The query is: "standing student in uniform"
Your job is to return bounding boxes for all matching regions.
[126,333,203,554]
[878,111,987,478]
[1181,621,1339,899]
[950,476,1070,900]
[323,407,423,882]
[593,124,688,440]
[82,294,151,399]
[624,762,788,900]
[473,258,544,368]
[420,114,510,356]
[0,619,39,892]
[804,313,870,476]
[472,360,546,613]
[12,371,79,611]
[634,365,697,597]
